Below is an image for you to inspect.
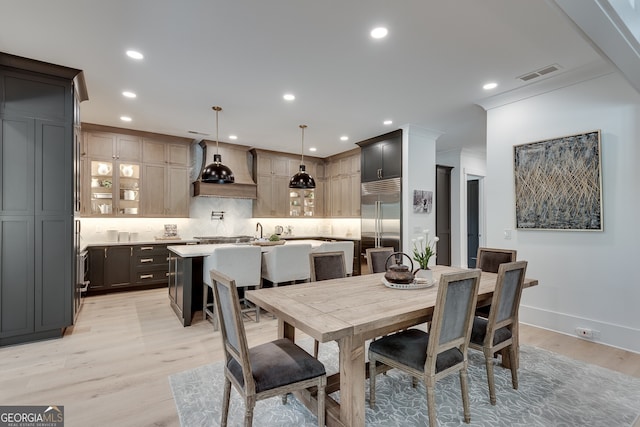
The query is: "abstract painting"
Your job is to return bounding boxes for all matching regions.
[514,130,602,230]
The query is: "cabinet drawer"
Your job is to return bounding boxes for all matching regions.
[134,269,169,284]
[133,244,168,255]
[134,253,169,268]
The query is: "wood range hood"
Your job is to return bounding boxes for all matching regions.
[193,140,257,199]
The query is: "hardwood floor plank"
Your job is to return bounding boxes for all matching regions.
[0,288,637,427]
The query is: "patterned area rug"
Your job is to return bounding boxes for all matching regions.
[169,339,640,426]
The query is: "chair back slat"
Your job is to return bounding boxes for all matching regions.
[310,251,346,282]
[489,261,528,327]
[366,247,395,274]
[427,269,481,360]
[210,269,254,390]
[476,247,517,273]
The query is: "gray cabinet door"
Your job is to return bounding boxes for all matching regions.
[0,216,35,338]
[1,117,35,215]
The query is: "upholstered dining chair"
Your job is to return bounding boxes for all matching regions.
[469,260,528,405]
[365,247,395,274]
[309,251,347,357]
[210,269,327,427]
[313,241,354,275]
[203,245,262,330]
[475,247,517,317]
[369,269,481,427]
[261,243,312,287]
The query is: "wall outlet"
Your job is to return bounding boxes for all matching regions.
[503,229,512,240]
[576,327,594,338]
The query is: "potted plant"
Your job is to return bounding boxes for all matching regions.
[412,229,439,279]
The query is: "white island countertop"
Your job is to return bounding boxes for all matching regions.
[168,239,325,258]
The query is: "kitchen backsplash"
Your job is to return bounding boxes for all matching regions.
[80,196,360,245]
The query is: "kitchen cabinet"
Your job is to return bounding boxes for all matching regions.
[326,150,361,217]
[252,150,296,217]
[88,243,179,292]
[0,55,84,346]
[358,129,402,182]
[82,128,190,217]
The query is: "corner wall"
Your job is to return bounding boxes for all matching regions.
[485,72,640,353]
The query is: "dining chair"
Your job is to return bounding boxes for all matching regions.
[369,269,481,427]
[313,241,354,275]
[365,247,395,274]
[210,269,327,427]
[261,243,312,287]
[469,260,527,405]
[309,251,346,357]
[475,247,517,317]
[203,245,262,330]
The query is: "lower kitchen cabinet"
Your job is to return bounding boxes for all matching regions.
[88,243,178,292]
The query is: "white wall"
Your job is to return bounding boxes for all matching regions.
[485,72,640,353]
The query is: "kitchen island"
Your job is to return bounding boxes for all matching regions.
[167,240,326,326]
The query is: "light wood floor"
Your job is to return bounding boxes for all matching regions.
[1,288,638,427]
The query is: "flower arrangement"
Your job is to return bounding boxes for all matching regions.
[412,229,439,270]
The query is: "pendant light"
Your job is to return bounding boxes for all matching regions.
[201,106,235,184]
[289,124,316,189]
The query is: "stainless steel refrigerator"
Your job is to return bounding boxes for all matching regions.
[361,177,402,256]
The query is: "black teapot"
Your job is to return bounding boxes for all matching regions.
[384,252,415,284]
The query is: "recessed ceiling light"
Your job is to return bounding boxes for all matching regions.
[483,82,498,90]
[283,93,295,101]
[120,116,132,122]
[383,120,393,125]
[340,136,349,141]
[229,135,238,140]
[122,91,137,98]
[370,27,388,39]
[126,50,144,60]
[309,147,317,152]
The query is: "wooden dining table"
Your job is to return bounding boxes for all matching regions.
[246,265,538,427]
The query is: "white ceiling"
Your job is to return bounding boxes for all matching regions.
[0,1,616,158]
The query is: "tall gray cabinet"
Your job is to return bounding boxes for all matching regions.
[0,53,87,346]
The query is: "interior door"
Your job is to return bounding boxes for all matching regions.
[467,179,480,267]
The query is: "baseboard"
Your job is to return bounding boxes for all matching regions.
[519,304,640,354]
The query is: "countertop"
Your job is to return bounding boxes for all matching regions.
[84,239,199,249]
[168,239,326,258]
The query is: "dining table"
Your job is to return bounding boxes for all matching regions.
[246,265,538,427]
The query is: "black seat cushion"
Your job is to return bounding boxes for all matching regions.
[470,316,512,346]
[369,329,464,373]
[227,338,326,393]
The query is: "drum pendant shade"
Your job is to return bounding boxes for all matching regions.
[201,106,235,184]
[289,124,315,189]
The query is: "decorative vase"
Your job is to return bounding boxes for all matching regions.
[414,268,433,281]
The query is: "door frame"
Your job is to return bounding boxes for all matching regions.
[463,168,485,268]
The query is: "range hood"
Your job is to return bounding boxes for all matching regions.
[193,140,257,199]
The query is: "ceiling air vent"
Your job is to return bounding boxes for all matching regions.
[518,64,561,82]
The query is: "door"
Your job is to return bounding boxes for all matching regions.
[435,165,453,266]
[467,179,480,267]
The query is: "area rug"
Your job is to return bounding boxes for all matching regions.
[169,339,640,426]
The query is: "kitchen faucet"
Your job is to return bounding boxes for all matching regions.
[256,222,263,239]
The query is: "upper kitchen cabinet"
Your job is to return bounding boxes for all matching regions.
[358,129,402,182]
[81,127,191,218]
[326,149,361,218]
[86,131,141,162]
[0,52,87,346]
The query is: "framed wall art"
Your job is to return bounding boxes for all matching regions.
[513,130,602,231]
[413,189,433,213]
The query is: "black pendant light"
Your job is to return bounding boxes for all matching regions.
[289,124,316,189]
[201,106,235,184]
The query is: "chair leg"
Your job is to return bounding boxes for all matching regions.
[221,377,231,427]
[317,379,326,427]
[425,376,437,427]
[460,368,471,424]
[509,344,519,390]
[483,347,497,405]
[244,396,255,427]
[369,359,377,408]
[282,393,288,404]
[313,340,320,358]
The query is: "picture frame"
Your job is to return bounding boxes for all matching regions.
[513,130,602,231]
[413,190,433,214]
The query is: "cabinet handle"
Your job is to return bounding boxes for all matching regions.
[104,248,107,259]
[140,246,154,251]
[140,274,154,279]
[165,272,170,277]
[131,247,133,256]
[140,258,154,263]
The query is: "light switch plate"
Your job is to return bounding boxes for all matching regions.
[504,229,512,240]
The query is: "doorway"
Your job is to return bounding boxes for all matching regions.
[467,179,479,267]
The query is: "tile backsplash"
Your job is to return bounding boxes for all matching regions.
[80,196,360,246]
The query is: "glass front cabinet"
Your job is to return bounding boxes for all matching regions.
[90,160,140,216]
[289,189,315,217]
